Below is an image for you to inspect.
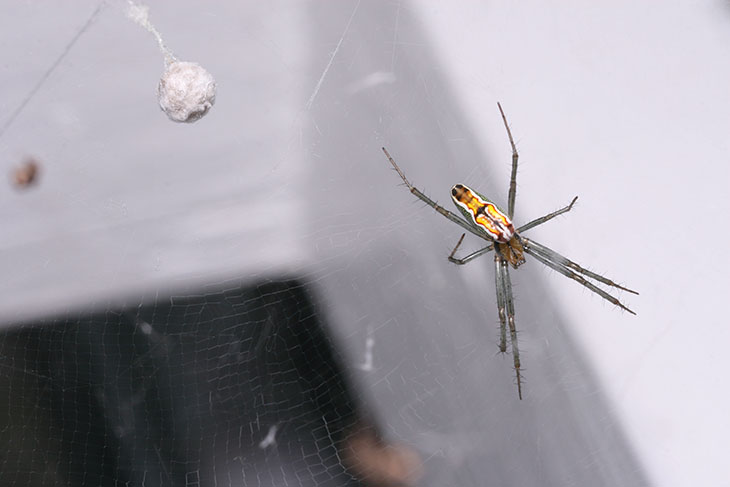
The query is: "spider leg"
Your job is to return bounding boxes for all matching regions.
[517,196,579,233]
[497,103,519,220]
[527,239,639,295]
[382,147,488,240]
[523,239,637,315]
[495,254,523,399]
[493,254,508,355]
[448,233,495,265]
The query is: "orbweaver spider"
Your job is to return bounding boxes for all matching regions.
[381,103,637,399]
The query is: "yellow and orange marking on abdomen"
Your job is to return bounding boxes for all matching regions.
[451,184,515,243]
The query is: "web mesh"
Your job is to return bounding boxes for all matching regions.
[1,279,372,486]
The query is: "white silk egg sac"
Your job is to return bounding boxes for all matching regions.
[157,61,216,123]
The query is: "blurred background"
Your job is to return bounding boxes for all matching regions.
[1,1,728,486]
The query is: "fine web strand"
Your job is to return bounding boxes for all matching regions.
[126,1,177,65]
[0,2,105,140]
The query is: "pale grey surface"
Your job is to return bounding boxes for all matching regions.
[0,2,657,486]
[416,3,730,486]
[0,1,309,322]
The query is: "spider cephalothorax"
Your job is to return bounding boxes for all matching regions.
[495,238,526,269]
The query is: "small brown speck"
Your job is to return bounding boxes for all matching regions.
[12,158,39,189]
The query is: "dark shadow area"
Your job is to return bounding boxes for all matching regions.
[0,279,417,487]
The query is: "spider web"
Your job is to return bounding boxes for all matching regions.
[0,2,649,486]
[1,280,364,486]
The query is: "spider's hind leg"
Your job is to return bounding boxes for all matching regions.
[497,102,520,220]
[382,147,488,240]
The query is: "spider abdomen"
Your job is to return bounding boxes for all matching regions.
[451,184,515,243]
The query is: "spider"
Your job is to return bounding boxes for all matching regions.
[381,103,637,399]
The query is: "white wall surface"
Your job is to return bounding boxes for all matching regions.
[415,2,730,486]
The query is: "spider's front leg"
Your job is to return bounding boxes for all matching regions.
[523,238,637,314]
[527,239,638,295]
[495,254,523,399]
[517,196,579,234]
[493,255,508,354]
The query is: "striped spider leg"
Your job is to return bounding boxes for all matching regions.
[381,103,637,400]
